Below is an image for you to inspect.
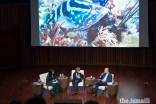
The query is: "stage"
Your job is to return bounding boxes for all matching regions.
[0,65,155,104]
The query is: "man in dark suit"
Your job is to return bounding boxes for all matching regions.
[85,67,112,97]
[72,67,84,95]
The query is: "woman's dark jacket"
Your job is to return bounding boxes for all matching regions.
[72,72,84,82]
[46,74,61,96]
[46,74,58,84]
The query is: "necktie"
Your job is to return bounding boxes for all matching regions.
[103,74,106,80]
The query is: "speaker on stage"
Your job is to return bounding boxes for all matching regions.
[54,98,82,104]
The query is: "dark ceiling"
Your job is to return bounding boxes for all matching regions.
[0,0,30,3]
[0,0,155,4]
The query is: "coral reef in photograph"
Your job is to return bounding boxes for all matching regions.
[39,21,88,47]
[67,31,88,47]
[121,32,139,47]
[39,21,73,46]
[90,26,118,47]
[39,0,139,47]
[90,25,139,47]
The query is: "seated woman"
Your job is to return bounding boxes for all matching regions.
[72,67,84,95]
[46,69,61,96]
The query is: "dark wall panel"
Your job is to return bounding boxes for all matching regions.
[0,26,19,67]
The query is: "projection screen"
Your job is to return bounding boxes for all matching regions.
[30,0,149,47]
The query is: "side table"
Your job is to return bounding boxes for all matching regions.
[32,82,43,97]
[107,82,118,98]
[85,77,95,93]
[58,77,68,91]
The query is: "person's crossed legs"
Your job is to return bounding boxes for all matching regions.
[90,80,101,87]
[85,80,106,97]
[94,81,106,94]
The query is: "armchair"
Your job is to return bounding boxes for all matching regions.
[39,72,53,95]
[93,74,114,96]
[68,70,85,91]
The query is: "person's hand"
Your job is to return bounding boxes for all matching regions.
[78,77,81,79]
[79,71,82,74]
[56,80,58,82]
[101,73,103,76]
[102,80,105,82]
[53,80,55,81]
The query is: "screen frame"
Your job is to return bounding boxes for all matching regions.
[30,0,150,48]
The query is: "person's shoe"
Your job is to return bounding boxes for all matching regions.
[92,94,97,97]
[75,92,78,94]
[84,85,89,87]
[72,92,76,95]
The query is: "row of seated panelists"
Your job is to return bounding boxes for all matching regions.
[39,70,114,95]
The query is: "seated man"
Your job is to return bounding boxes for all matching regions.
[85,67,112,97]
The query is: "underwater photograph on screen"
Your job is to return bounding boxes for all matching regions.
[38,0,139,47]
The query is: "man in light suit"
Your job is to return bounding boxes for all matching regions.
[85,67,112,97]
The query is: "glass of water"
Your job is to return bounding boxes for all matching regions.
[38,79,40,83]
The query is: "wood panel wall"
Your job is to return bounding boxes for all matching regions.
[0,3,156,67]
[0,26,19,68]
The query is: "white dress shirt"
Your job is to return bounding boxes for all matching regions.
[103,73,109,81]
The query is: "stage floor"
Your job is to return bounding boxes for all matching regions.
[0,65,156,104]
